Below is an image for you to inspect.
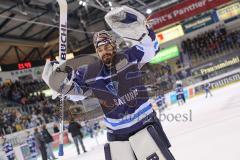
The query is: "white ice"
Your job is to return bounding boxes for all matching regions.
[52,82,240,160]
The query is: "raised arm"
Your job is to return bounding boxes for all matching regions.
[105,6,159,66]
[125,28,159,66]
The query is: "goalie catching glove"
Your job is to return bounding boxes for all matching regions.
[105,5,149,46]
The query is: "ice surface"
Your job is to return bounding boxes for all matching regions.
[50,82,240,160]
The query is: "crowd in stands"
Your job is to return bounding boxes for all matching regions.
[0,100,59,135]
[0,79,105,136]
[0,80,47,105]
[181,26,240,61]
[142,63,175,92]
[142,26,240,90]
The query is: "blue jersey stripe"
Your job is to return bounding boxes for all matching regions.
[104,104,152,127]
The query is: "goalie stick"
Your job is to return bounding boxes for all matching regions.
[56,0,67,156]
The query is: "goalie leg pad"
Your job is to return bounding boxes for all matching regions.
[129,126,175,160]
[104,141,136,160]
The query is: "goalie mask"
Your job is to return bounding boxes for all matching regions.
[93,30,117,65]
[93,30,116,49]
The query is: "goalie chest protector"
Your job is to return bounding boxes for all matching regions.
[84,53,149,112]
[81,53,153,134]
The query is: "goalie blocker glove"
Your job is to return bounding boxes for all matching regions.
[42,60,85,98]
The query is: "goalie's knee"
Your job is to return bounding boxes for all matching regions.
[129,125,175,160]
[104,125,174,160]
[104,141,136,160]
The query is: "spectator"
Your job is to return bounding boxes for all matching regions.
[0,116,4,135]
[237,33,240,47]
[68,118,86,155]
[15,123,22,132]
[53,124,59,133]
[41,125,57,160]
[34,128,47,160]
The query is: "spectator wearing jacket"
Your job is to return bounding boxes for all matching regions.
[41,125,56,160]
[53,124,59,133]
[34,128,47,160]
[68,118,86,155]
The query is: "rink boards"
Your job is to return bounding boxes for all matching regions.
[166,68,240,104]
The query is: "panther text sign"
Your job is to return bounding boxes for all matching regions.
[148,0,230,30]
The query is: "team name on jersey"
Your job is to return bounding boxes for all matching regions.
[113,89,138,106]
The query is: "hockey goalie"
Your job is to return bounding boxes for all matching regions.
[42,5,175,160]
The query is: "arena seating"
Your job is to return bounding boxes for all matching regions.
[0,80,48,105]
[181,26,240,62]
[0,99,59,135]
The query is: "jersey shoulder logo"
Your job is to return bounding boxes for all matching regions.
[106,81,119,96]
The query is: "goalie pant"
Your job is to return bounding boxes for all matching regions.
[105,125,175,160]
[106,113,175,160]
[67,28,171,149]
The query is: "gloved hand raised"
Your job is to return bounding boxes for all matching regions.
[105,6,149,45]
